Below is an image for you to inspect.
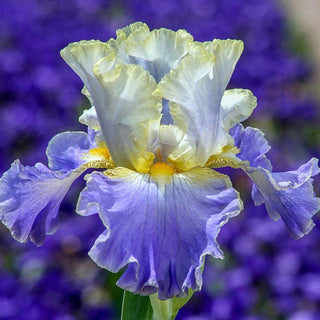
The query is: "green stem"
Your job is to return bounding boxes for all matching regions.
[120,290,194,320]
[149,295,173,320]
[149,290,194,320]
[121,291,153,320]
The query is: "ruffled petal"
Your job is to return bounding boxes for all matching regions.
[159,40,244,170]
[158,47,217,169]
[108,23,193,83]
[92,60,162,172]
[79,106,101,131]
[231,124,320,238]
[60,40,112,96]
[221,89,257,131]
[46,130,113,172]
[125,28,193,82]
[0,161,83,245]
[230,124,272,204]
[109,22,151,63]
[77,167,242,300]
[46,131,91,173]
[203,39,244,93]
[243,159,320,239]
[0,129,115,245]
[61,39,162,172]
[230,124,272,171]
[115,21,149,40]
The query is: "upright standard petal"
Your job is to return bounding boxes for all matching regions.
[158,47,216,169]
[125,28,193,82]
[77,167,242,300]
[203,39,244,93]
[201,39,244,153]
[221,89,257,131]
[61,40,162,173]
[0,161,82,245]
[115,21,149,40]
[79,106,101,131]
[60,40,112,96]
[231,124,320,238]
[109,22,151,63]
[92,60,162,172]
[159,40,244,170]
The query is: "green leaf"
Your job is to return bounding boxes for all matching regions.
[121,291,153,320]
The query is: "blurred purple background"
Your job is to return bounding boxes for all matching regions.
[0,0,319,319]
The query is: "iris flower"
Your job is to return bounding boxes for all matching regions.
[1,22,319,300]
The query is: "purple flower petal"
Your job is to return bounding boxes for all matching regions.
[231,124,320,238]
[230,123,272,171]
[230,123,272,205]
[245,159,320,239]
[46,131,91,173]
[0,160,82,245]
[78,167,242,299]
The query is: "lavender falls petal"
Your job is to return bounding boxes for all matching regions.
[0,161,83,245]
[243,159,320,239]
[78,167,242,300]
[231,124,320,238]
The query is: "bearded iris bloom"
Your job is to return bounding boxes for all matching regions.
[1,22,319,300]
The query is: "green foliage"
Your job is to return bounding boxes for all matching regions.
[121,291,153,320]
[150,289,194,320]
[121,289,194,320]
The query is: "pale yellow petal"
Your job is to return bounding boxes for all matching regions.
[92,60,162,173]
[202,39,244,92]
[60,40,114,96]
[221,89,257,131]
[158,40,245,170]
[125,28,193,81]
[158,46,217,169]
[108,22,150,63]
[158,124,184,162]
[116,21,149,39]
[78,106,100,131]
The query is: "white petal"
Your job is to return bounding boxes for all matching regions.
[60,40,113,95]
[158,125,184,161]
[61,39,162,173]
[92,59,162,173]
[81,86,93,105]
[115,21,149,39]
[125,28,193,82]
[159,41,244,170]
[158,47,216,169]
[109,22,151,63]
[203,39,244,93]
[79,106,100,131]
[61,41,117,135]
[221,89,257,131]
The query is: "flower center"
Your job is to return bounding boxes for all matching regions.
[149,148,175,183]
[82,142,115,170]
[88,145,110,160]
[149,162,175,183]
